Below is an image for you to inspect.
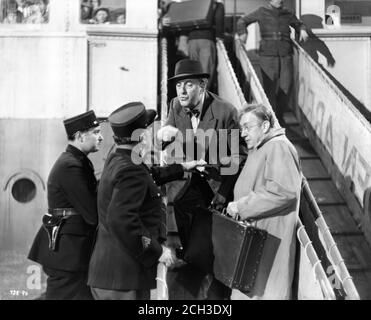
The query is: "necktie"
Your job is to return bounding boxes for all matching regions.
[186,108,200,134]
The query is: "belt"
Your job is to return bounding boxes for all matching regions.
[261,32,291,41]
[47,208,80,217]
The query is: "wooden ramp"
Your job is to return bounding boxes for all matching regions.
[285,112,371,300]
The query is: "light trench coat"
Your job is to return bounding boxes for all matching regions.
[231,128,302,300]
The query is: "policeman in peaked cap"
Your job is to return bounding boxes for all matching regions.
[28,110,103,300]
[88,102,204,300]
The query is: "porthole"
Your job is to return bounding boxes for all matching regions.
[11,178,36,203]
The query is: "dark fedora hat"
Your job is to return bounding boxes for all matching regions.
[108,102,157,140]
[168,59,209,82]
[63,110,100,138]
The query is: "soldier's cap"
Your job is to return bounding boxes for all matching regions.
[108,102,157,139]
[168,59,209,82]
[63,110,100,138]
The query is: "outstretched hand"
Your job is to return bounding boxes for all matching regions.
[181,159,207,171]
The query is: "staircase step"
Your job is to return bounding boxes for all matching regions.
[319,205,360,235]
[292,139,318,159]
[332,234,371,268]
[283,112,300,125]
[307,180,345,205]
[285,125,307,141]
[301,159,330,179]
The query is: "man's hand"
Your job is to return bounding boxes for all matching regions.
[226,201,239,220]
[239,33,248,44]
[181,159,207,171]
[299,29,309,42]
[159,245,175,267]
[162,16,171,27]
[157,125,179,142]
[210,192,226,211]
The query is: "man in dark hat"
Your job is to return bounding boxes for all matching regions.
[28,110,103,300]
[160,58,247,299]
[87,102,204,300]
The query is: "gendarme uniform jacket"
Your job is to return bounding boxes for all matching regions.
[88,148,184,291]
[237,5,306,56]
[28,145,98,272]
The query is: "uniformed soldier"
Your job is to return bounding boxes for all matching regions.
[28,110,103,300]
[87,102,203,300]
[237,0,308,126]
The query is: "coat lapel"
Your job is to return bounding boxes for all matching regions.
[175,103,193,136]
[198,92,217,132]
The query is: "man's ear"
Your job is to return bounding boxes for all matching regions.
[262,120,270,134]
[199,79,207,91]
[76,131,84,142]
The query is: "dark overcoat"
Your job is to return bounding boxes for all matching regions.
[87,148,183,290]
[28,145,98,272]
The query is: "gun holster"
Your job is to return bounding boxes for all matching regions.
[42,214,67,252]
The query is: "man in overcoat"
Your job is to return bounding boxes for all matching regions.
[88,102,203,300]
[28,110,103,300]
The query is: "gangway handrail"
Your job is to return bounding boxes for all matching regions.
[157,36,169,300]
[297,219,336,299]
[233,35,360,300]
[293,37,361,300]
[216,38,247,111]
[302,178,360,300]
[160,37,169,128]
[233,36,281,128]
[292,39,371,132]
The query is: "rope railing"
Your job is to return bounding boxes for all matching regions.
[216,38,247,111]
[293,37,361,300]
[160,37,169,128]
[157,36,169,301]
[302,178,360,300]
[297,219,336,299]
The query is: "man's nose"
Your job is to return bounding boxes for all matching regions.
[178,83,186,93]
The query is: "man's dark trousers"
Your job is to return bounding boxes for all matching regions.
[259,55,293,125]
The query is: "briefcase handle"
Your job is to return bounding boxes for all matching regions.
[211,207,256,227]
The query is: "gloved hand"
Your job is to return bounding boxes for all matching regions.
[210,192,226,212]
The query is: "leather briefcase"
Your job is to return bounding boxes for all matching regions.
[163,0,215,32]
[211,210,267,293]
